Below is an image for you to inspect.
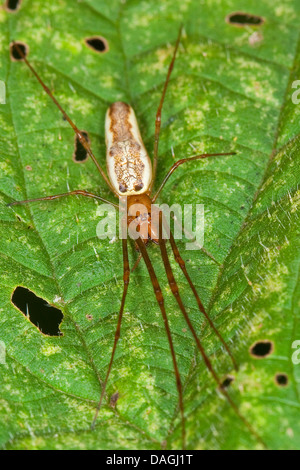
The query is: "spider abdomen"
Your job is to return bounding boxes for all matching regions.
[105,102,152,196]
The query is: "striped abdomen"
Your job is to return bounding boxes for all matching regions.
[105,102,152,196]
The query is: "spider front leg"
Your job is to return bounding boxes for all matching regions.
[7,190,118,208]
[12,41,115,195]
[152,151,236,202]
[150,26,183,192]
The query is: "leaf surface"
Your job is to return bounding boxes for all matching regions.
[0,0,299,450]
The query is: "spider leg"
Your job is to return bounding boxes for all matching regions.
[12,41,116,194]
[91,218,130,428]
[152,152,236,202]
[136,235,186,449]
[7,189,118,208]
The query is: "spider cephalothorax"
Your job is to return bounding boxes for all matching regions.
[126,194,159,245]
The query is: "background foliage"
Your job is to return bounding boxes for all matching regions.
[0,0,299,450]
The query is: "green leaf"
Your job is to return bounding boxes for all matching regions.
[0,0,299,450]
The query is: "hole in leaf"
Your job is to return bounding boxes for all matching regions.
[275,373,288,387]
[85,36,109,54]
[220,375,235,389]
[73,131,90,163]
[249,339,274,358]
[10,41,29,61]
[226,12,264,27]
[5,0,22,12]
[11,286,63,336]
